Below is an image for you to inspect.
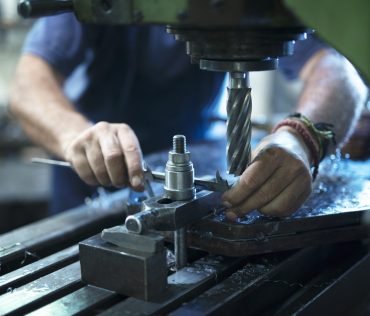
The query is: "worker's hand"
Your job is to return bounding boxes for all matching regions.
[222,126,312,219]
[63,122,144,190]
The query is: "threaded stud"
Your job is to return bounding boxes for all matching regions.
[173,135,186,153]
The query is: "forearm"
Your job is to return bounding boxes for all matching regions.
[297,49,368,149]
[9,54,92,158]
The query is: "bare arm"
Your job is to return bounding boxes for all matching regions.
[9,54,144,189]
[223,48,368,218]
[298,49,367,147]
[10,54,91,157]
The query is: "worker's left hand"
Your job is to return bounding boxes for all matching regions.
[222,126,313,219]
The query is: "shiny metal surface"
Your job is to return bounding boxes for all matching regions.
[226,72,252,176]
[157,135,194,269]
[200,59,277,72]
[174,227,187,269]
[0,262,81,315]
[164,135,195,201]
[145,167,230,193]
[79,235,167,301]
[125,190,221,233]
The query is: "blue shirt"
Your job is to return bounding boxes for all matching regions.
[23,14,325,213]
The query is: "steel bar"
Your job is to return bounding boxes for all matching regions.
[0,245,78,294]
[175,227,187,269]
[0,262,82,315]
[33,158,230,193]
[31,157,72,168]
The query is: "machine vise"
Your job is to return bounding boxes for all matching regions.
[79,135,228,301]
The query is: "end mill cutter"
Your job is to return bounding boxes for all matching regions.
[227,72,252,176]
[199,60,259,177]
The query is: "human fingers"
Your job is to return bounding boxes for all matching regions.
[115,124,144,191]
[226,178,309,220]
[225,167,293,220]
[222,147,283,207]
[65,138,99,186]
[97,126,127,187]
[225,150,310,219]
[84,137,111,187]
[258,173,312,217]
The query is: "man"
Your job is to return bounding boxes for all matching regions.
[9,13,367,218]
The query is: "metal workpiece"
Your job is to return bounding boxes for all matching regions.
[125,190,221,234]
[175,227,187,269]
[164,135,195,201]
[226,72,252,176]
[79,235,167,301]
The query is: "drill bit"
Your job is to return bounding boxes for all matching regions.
[226,72,252,176]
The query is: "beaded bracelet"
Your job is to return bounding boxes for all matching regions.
[272,113,336,180]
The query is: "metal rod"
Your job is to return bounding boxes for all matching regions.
[175,227,187,269]
[32,158,230,193]
[226,72,252,176]
[31,157,72,168]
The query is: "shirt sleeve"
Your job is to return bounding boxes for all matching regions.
[279,34,328,80]
[22,13,87,78]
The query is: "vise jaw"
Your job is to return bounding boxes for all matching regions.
[79,226,167,301]
[79,190,222,301]
[79,135,224,301]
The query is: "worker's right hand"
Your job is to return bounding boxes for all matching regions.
[63,122,144,190]
[222,126,313,218]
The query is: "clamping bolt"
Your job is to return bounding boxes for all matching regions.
[164,135,195,201]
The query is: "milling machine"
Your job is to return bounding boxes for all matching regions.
[18,0,312,177]
[15,0,370,305]
[17,0,313,299]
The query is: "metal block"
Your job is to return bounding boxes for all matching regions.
[79,235,167,301]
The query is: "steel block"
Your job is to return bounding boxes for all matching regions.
[79,234,167,301]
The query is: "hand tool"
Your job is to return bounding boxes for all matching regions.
[32,158,231,193]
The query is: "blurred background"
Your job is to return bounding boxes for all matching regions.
[0,0,49,233]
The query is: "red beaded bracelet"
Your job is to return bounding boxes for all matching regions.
[272,118,321,180]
